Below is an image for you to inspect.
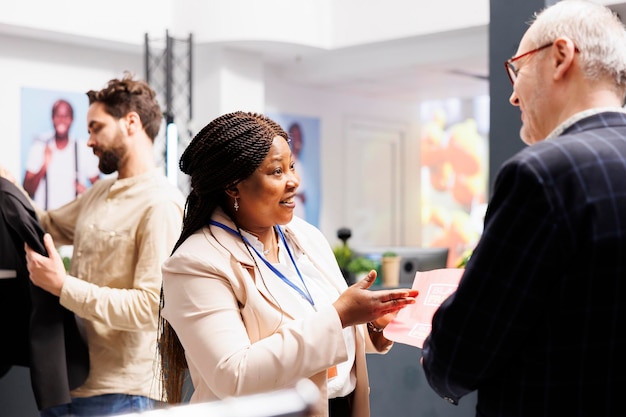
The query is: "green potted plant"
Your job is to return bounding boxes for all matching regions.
[346,256,377,280]
[333,244,353,276]
[333,227,357,283]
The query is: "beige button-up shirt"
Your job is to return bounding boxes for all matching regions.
[38,169,185,400]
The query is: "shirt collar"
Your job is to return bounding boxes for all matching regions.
[545,107,626,140]
[107,168,162,196]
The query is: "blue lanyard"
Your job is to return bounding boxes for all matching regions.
[209,220,316,309]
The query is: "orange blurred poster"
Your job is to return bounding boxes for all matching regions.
[420,97,489,267]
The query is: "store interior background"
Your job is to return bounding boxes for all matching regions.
[1,0,624,416]
[1,0,493,255]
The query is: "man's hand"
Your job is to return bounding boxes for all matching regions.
[25,233,67,297]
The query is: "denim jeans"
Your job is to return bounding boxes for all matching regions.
[40,394,160,417]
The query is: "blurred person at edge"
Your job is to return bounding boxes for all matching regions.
[158,111,419,417]
[422,1,626,416]
[12,74,185,416]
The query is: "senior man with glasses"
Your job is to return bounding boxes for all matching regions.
[421,1,626,416]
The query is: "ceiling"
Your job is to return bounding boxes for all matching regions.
[7,2,626,105]
[0,20,489,104]
[240,1,626,103]
[243,25,490,103]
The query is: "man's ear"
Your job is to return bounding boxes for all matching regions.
[124,111,142,135]
[552,36,576,81]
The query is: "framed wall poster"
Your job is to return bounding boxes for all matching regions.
[20,87,99,211]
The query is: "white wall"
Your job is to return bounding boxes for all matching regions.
[0,30,425,245]
[173,0,334,48]
[330,0,488,47]
[0,33,141,176]
[0,0,494,245]
[1,0,488,49]
[264,72,423,245]
[0,0,171,46]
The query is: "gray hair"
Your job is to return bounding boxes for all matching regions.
[529,0,626,90]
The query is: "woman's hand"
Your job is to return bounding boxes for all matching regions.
[333,270,419,328]
[370,311,400,331]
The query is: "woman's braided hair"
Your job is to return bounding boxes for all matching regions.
[159,111,288,403]
[173,111,288,252]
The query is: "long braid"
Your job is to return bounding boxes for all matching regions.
[159,111,288,403]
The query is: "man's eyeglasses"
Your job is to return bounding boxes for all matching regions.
[504,42,553,85]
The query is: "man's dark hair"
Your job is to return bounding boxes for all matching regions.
[86,73,162,141]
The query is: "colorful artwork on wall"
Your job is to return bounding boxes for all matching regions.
[420,96,490,267]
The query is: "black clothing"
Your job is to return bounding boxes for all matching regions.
[0,177,88,410]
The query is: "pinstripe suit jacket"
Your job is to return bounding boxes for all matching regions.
[422,111,626,417]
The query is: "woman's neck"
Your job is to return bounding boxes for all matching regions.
[239,225,279,261]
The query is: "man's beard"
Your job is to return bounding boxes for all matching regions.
[98,147,122,174]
